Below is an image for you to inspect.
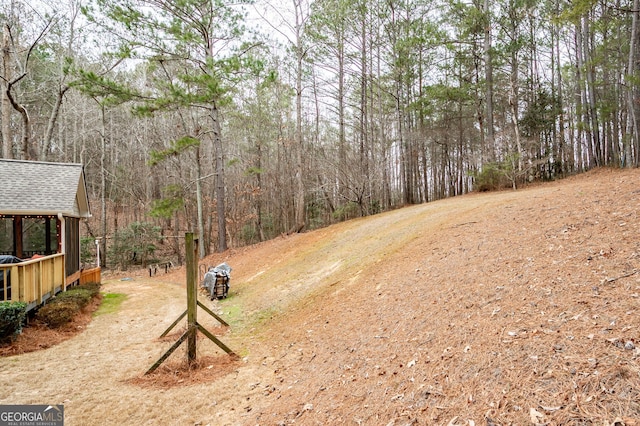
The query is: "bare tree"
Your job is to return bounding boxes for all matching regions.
[254,0,310,233]
[0,7,56,160]
[1,24,12,159]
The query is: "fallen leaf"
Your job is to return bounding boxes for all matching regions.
[539,405,562,412]
[530,407,545,424]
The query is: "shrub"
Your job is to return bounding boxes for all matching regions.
[333,201,359,221]
[240,223,259,245]
[80,236,96,266]
[55,288,93,309]
[0,301,27,343]
[108,221,162,270]
[473,161,522,192]
[35,301,77,328]
[35,285,102,328]
[81,282,102,298]
[473,163,504,192]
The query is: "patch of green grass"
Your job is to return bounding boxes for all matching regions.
[220,301,279,337]
[253,307,278,326]
[94,293,127,316]
[221,303,243,326]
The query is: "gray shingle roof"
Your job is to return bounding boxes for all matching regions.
[0,159,91,218]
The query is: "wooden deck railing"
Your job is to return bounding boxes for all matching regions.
[80,267,101,285]
[1,254,66,310]
[1,256,102,311]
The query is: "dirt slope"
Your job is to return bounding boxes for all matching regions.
[1,168,639,426]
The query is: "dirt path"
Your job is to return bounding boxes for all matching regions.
[1,168,639,425]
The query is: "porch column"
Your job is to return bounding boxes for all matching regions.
[58,213,65,255]
[14,215,22,258]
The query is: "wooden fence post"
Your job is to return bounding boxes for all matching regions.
[186,232,197,363]
[146,232,235,375]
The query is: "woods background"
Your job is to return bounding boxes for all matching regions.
[1,0,639,268]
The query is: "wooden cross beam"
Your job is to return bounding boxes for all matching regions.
[146,233,235,375]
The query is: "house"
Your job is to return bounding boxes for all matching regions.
[0,159,99,309]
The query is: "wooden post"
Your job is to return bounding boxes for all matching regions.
[186,232,197,364]
[15,215,23,258]
[146,232,235,375]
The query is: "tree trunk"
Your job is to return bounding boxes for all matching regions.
[41,85,70,160]
[359,4,369,212]
[510,45,522,173]
[194,146,206,258]
[575,21,593,168]
[553,0,569,173]
[5,75,32,160]
[337,34,347,203]
[625,0,639,167]
[582,16,602,166]
[99,102,107,268]
[1,26,12,159]
[483,0,495,163]
[211,101,227,252]
[292,0,306,233]
[256,138,265,241]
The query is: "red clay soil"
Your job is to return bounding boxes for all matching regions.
[1,167,639,426]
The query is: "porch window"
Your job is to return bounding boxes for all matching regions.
[22,216,59,257]
[0,217,12,255]
[0,216,60,258]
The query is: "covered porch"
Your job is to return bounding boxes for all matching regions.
[0,254,101,311]
[0,159,97,311]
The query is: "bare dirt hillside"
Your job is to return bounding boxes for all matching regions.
[1,168,639,426]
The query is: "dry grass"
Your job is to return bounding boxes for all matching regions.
[1,168,639,426]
